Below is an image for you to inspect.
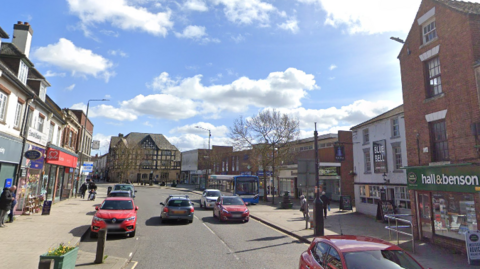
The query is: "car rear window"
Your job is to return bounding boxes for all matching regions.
[206,191,221,197]
[344,250,422,269]
[222,197,244,205]
[168,200,191,207]
[101,200,134,210]
[114,185,133,191]
[110,192,130,197]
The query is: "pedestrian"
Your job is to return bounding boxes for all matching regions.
[320,191,330,219]
[7,190,16,223]
[80,182,87,199]
[0,186,16,227]
[300,195,308,219]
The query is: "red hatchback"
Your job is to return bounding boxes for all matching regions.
[213,196,249,223]
[299,235,424,269]
[90,197,138,238]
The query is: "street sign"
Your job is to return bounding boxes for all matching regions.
[466,230,480,265]
[91,140,100,150]
[24,150,42,160]
[4,178,12,188]
[82,161,93,172]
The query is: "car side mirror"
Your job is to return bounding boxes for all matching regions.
[135,206,139,210]
[95,206,99,210]
[160,202,165,206]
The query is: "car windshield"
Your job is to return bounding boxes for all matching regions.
[168,200,191,207]
[110,192,130,197]
[222,197,244,205]
[344,250,423,269]
[206,191,221,197]
[100,200,134,210]
[114,185,133,191]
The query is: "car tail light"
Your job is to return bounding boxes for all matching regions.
[163,207,169,213]
[190,207,194,213]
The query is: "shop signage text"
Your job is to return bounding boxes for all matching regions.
[407,165,480,193]
[24,150,42,160]
[27,128,48,146]
[466,230,480,265]
[373,140,387,173]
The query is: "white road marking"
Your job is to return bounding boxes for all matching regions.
[203,223,215,234]
[202,223,239,260]
[130,261,139,269]
[129,252,133,258]
[194,215,199,220]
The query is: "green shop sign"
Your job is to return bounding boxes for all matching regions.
[406,165,480,193]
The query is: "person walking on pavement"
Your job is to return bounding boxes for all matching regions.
[320,191,330,219]
[300,195,308,219]
[0,186,16,227]
[7,190,16,223]
[79,182,87,199]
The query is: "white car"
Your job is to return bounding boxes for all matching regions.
[200,189,222,209]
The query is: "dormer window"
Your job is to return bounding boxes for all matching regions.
[39,83,46,101]
[18,61,28,85]
[423,20,437,44]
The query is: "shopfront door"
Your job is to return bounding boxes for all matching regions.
[418,191,433,239]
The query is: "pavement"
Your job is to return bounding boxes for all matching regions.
[167,184,476,269]
[0,183,129,269]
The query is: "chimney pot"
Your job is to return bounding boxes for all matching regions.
[24,22,29,25]
[17,21,22,24]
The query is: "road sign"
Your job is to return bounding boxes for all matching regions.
[82,161,93,172]
[91,140,100,150]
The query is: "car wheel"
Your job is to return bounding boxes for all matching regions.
[130,228,136,237]
[204,202,207,209]
[189,219,193,223]
[90,232,98,239]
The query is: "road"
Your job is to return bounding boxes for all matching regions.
[80,186,308,268]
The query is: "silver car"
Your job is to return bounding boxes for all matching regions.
[200,189,222,209]
[108,190,132,198]
[160,195,195,224]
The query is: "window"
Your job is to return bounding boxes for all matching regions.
[363,129,369,144]
[426,57,442,97]
[68,130,73,147]
[37,116,44,132]
[423,20,437,44]
[363,149,371,173]
[391,118,400,138]
[432,192,475,241]
[325,247,343,269]
[392,143,402,170]
[312,242,329,266]
[27,109,34,128]
[48,123,55,142]
[18,61,28,85]
[13,102,22,128]
[39,84,46,101]
[0,91,8,122]
[394,187,411,210]
[57,127,61,145]
[430,120,449,161]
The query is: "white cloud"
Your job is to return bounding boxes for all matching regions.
[65,84,76,91]
[67,0,174,36]
[296,0,421,34]
[33,38,115,82]
[44,70,66,77]
[175,25,220,44]
[170,122,229,137]
[231,34,245,43]
[165,133,231,151]
[104,94,111,99]
[121,94,199,120]
[212,0,276,25]
[329,64,337,70]
[183,0,208,12]
[278,19,299,33]
[70,103,138,121]
[144,121,154,127]
[108,49,128,57]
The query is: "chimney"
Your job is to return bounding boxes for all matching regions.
[12,21,33,58]
[119,133,123,137]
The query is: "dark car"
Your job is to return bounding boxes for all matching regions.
[90,197,138,238]
[113,184,136,198]
[213,196,249,223]
[160,195,195,224]
[299,235,424,269]
[108,190,132,198]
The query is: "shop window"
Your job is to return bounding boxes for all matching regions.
[359,185,380,204]
[394,187,411,209]
[430,120,449,162]
[432,192,475,241]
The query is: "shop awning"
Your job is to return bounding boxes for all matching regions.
[45,147,78,168]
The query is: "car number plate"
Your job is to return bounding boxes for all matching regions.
[172,210,186,214]
[231,214,242,218]
[107,224,121,229]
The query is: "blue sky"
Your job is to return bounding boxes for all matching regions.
[1,0,434,154]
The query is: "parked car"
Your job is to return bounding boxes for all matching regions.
[200,189,222,209]
[108,190,132,198]
[90,197,138,238]
[113,184,136,198]
[160,195,195,224]
[213,196,249,223]
[299,235,424,269]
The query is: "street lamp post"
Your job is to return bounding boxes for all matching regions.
[314,122,324,236]
[75,99,109,197]
[272,142,275,205]
[195,126,211,187]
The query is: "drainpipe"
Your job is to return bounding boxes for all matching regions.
[14,96,35,187]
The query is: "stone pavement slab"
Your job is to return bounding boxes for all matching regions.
[0,184,129,269]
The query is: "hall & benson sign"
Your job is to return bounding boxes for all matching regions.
[407,165,480,193]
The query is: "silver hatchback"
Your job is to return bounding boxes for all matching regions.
[160,196,195,224]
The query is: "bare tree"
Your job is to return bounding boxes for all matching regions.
[230,109,300,201]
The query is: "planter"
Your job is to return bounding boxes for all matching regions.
[40,247,79,269]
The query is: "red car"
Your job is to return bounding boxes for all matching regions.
[90,197,138,238]
[299,235,425,269]
[213,196,249,222]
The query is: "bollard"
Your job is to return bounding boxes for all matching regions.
[38,259,54,269]
[95,229,107,264]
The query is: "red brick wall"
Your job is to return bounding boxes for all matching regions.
[400,0,480,167]
[339,131,355,203]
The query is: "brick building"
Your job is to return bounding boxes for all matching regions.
[399,0,480,253]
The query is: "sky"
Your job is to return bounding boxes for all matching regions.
[0,0,449,155]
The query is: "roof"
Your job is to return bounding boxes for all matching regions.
[0,43,34,66]
[318,235,401,252]
[350,105,404,130]
[434,0,480,14]
[110,132,178,151]
[0,27,9,39]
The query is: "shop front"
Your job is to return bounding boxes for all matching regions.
[45,146,78,203]
[407,164,480,253]
[16,145,46,215]
[0,133,23,188]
